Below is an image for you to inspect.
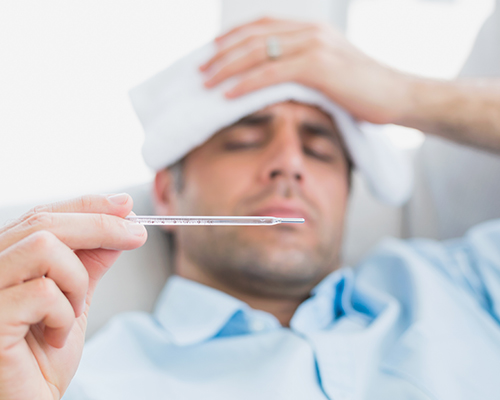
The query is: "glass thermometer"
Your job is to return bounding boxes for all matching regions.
[126,216,305,226]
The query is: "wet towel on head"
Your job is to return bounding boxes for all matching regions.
[129,42,413,205]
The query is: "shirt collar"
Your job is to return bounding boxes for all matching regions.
[154,268,365,346]
[154,276,249,346]
[291,267,372,332]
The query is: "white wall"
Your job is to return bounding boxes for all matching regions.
[0,1,220,208]
[348,0,494,79]
[0,0,493,209]
[221,0,348,31]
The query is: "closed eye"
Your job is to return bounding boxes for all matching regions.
[304,146,336,162]
[221,127,267,151]
[224,141,263,150]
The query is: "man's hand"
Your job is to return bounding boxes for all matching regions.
[201,17,411,125]
[202,17,500,153]
[0,194,147,399]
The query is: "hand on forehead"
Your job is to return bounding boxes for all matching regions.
[129,19,413,205]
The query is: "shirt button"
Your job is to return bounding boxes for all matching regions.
[250,319,266,332]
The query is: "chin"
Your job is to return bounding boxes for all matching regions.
[266,250,311,275]
[243,243,321,279]
[239,229,328,269]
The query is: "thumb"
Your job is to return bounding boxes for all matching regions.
[75,248,123,307]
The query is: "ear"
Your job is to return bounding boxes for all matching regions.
[153,169,177,231]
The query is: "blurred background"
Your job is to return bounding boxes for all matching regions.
[2,0,498,336]
[0,0,494,208]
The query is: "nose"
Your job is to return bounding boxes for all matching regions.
[269,168,302,182]
[260,128,305,185]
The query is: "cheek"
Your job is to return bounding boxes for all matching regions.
[179,155,256,214]
[307,165,349,222]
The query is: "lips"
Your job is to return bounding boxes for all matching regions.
[250,205,310,221]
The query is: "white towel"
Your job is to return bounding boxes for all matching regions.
[129,43,412,205]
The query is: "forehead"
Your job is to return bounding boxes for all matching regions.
[244,101,338,127]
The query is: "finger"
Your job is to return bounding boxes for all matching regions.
[225,57,305,98]
[0,193,134,237]
[214,17,307,47]
[0,278,75,350]
[0,211,147,254]
[27,193,133,219]
[204,30,313,88]
[75,248,122,308]
[215,17,279,43]
[203,23,312,72]
[0,231,89,317]
[204,43,267,88]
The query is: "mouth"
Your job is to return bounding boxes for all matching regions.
[250,205,310,222]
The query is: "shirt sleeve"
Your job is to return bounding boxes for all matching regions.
[409,218,500,325]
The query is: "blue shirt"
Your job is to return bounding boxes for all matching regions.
[64,219,500,400]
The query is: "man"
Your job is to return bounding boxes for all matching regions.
[0,18,499,400]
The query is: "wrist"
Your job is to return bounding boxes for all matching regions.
[393,76,451,130]
[389,73,426,126]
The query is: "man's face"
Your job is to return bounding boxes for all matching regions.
[161,101,350,298]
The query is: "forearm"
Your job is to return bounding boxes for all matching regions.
[396,77,500,153]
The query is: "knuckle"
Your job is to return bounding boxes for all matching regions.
[35,277,59,301]
[17,205,44,224]
[0,217,20,232]
[78,194,96,211]
[28,230,58,253]
[309,48,327,64]
[94,213,108,232]
[31,202,51,214]
[25,212,53,230]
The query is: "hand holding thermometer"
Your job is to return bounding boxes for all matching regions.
[126,216,305,226]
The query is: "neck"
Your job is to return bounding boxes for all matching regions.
[175,252,308,327]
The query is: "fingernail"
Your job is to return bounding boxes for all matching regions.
[108,193,129,205]
[127,221,146,236]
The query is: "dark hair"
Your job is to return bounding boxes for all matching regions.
[168,158,186,192]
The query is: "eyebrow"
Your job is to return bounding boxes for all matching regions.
[231,113,273,127]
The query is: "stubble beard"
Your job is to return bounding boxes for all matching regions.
[177,224,342,299]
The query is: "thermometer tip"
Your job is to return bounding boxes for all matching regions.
[280,218,305,224]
